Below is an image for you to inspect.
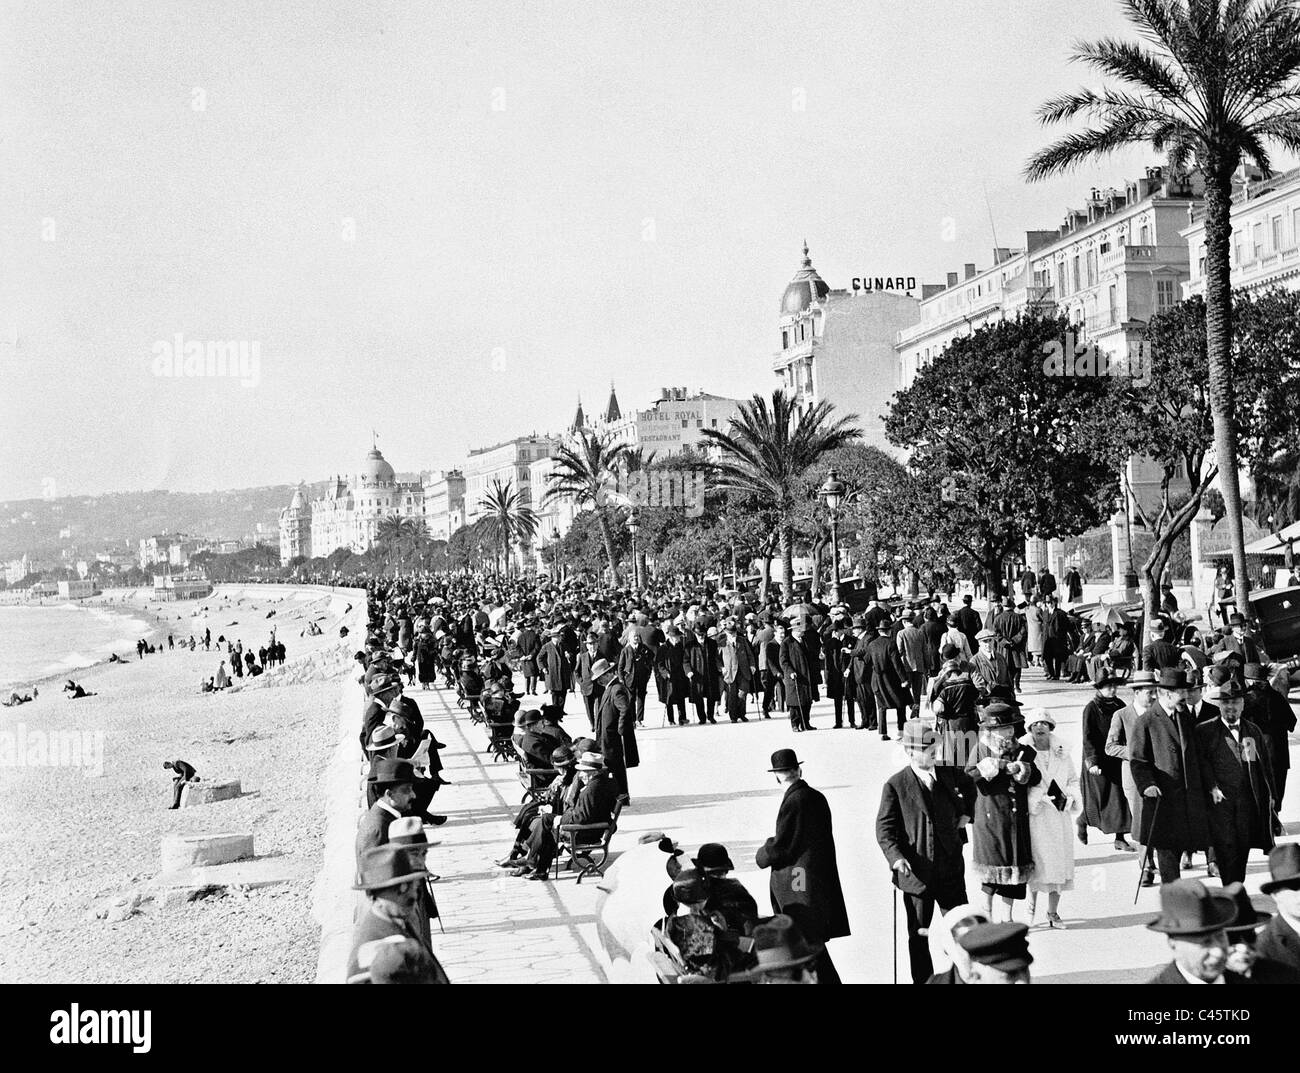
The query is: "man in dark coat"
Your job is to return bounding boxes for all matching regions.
[516,619,542,694]
[1195,678,1275,886]
[347,845,449,984]
[720,622,757,723]
[592,659,636,799]
[1242,662,1295,809]
[876,720,970,983]
[822,618,853,728]
[655,626,690,726]
[355,759,417,870]
[616,629,655,726]
[1141,618,1183,672]
[868,623,912,740]
[761,620,785,718]
[1257,843,1300,973]
[954,596,983,655]
[686,625,720,725]
[1040,598,1076,681]
[1130,669,1210,885]
[756,749,849,983]
[574,634,601,731]
[780,620,817,732]
[538,628,572,712]
[1079,669,1132,847]
[509,752,620,879]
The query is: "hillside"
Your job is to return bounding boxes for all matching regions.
[0,485,310,560]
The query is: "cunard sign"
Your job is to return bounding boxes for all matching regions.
[852,276,917,294]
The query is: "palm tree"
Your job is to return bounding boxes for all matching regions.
[543,428,630,584]
[1025,0,1300,617]
[700,390,861,599]
[477,478,539,575]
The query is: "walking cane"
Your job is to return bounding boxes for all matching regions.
[892,886,898,984]
[1133,795,1162,905]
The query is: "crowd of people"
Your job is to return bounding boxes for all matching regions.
[340,567,1299,984]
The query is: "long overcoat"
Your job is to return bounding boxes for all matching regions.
[755,779,850,943]
[1080,694,1131,835]
[1129,705,1210,851]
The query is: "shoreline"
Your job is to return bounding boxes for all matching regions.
[0,582,369,984]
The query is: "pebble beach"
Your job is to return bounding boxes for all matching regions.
[0,584,365,984]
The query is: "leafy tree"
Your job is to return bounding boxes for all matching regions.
[476,478,539,575]
[887,315,1127,597]
[1026,0,1300,615]
[543,429,631,585]
[700,389,861,599]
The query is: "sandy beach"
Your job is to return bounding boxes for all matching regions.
[0,584,365,984]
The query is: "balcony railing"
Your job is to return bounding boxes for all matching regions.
[1100,244,1158,273]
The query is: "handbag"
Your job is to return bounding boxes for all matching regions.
[1047,779,1068,812]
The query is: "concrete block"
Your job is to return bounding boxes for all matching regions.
[160,832,254,872]
[181,779,242,806]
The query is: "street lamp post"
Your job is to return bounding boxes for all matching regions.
[627,508,641,591]
[550,526,561,583]
[819,468,847,606]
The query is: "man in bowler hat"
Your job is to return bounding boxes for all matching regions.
[756,749,849,983]
[1257,843,1300,973]
[876,720,971,983]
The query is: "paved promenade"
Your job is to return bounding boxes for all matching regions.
[417,665,1299,984]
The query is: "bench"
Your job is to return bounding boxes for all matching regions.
[554,798,624,883]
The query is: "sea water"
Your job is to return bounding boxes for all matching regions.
[0,603,154,689]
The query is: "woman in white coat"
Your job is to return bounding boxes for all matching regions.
[1023,600,1045,667]
[1021,709,1081,928]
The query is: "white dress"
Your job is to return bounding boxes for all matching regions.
[1023,734,1082,893]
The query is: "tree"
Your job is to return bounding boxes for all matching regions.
[543,428,630,585]
[887,315,1128,597]
[476,479,539,575]
[1026,0,1300,616]
[700,390,862,599]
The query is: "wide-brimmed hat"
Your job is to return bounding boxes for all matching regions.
[1261,843,1300,894]
[1128,669,1158,689]
[692,843,735,872]
[978,702,1019,729]
[590,658,615,679]
[540,703,565,722]
[957,921,1032,971]
[353,844,428,892]
[1147,879,1237,935]
[367,758,416,789]
[728,914,823,981]
[1221,882,1271,936]
[1211,678,1245,701]
[369,672,403,694]
[576,751,605,771]
[767,748,802,772]
[1228,613,1247,627]
[367,725,399,752]
[1242,662,1269,682]
[387,815,431,848]
[1156,668,1191,691]
[900,719,936,751]
[1093,667,1127,688]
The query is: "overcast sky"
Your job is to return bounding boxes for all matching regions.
[0,0,1222,501]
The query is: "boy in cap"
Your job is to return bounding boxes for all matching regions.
[957,921,1032,983]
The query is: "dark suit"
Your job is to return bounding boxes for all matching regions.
[779,634,816,730]
[655,640,689,724]
[756,778,849,983]
[355,801,401,869]
[1256,912,1300,973]
[1142,640,1183,671]
[876,766,968,983]
[1245,685,1296,808]
[594,677,636,796]
[1146,963,1250,985]
[1195,717,1275,885]
[1131,703,1210,883]
[954,606,983,653]
[616,643,654,723]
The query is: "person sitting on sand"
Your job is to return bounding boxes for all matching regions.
[63,680,95,699]
[200,677,214,693]
[2,691,32,707]
[163,758,199,809]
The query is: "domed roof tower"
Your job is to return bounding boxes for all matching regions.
[780,241,830,315]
